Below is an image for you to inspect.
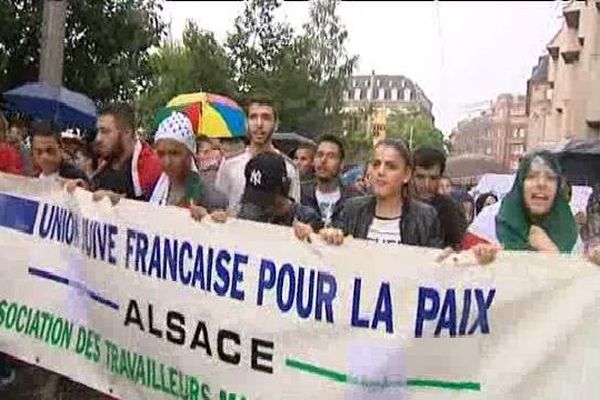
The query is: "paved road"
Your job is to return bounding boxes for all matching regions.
[0,363,105,400]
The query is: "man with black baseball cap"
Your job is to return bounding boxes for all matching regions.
[237,152,320,230]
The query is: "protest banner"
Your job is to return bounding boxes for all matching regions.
[1,172,600,400]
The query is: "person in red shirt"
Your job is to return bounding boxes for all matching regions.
[0,112,24,175]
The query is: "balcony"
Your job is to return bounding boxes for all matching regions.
[561,49,580,64]
[563,5,580,29]
[547,44,559,60]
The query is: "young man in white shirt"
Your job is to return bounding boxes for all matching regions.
[215,95,300,213]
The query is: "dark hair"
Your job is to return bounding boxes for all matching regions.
[243,94,279,121]
[99,103,136,133]
[31,120,59,142]
[317,134,345,161]
[375,138,412,169]
[296,142,316,152]
[0,112,8,136]
[475,192,498,215]
[412,147,446,175]
[197,135,211,145]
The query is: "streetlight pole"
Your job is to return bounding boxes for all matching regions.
[39,0,67,88]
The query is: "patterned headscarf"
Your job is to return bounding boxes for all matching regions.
[154,112,197,155]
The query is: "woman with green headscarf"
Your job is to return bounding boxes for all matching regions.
[462,151,600,265]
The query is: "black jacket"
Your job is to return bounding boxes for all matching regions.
[58,163,89,183]
[238,201,322,231]
[428,194,467,250]
[301,181,361,230]
[334,195,443,248]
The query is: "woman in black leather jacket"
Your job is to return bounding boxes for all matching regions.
[320,139,443,248]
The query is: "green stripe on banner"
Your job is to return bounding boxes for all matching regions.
[284,358,481,392]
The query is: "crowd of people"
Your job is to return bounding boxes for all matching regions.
[2,94,600,395]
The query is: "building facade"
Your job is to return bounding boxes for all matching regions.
[342,74,433,142]
[449,111,493,157]
[526,0,600,150]
[451,94,527,171]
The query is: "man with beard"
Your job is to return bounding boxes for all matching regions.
[300,135,360,229]
[91,104,162,202]
[411,146,467,250]
[215,95,300,212]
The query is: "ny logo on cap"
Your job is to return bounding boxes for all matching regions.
[249,169,262,186]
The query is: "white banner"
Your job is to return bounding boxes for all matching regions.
[1,173,600,400]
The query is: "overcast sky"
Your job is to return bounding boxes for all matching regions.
[163,0,563,134]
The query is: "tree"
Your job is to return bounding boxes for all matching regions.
[0,0,165,104]
[386,108,447,154]
[226,0,329,135]
[225,0,294,94]
[302,0,358,131]
[136,20,235,130]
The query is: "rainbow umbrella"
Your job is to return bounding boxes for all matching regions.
[153,92,246,138]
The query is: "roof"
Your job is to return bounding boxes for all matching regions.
[531,55,549,83]
[445,154,508,179]
[555,139,600,155]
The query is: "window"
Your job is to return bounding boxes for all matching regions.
[511,144,525,155]
[364,80,369,87]
[403,88,411,101]
[354,88,361,101]
[388,80,393,88]
[352,80,357,87]
[378,88,385,100]
[391,88,398,101]
[376,79,380,87]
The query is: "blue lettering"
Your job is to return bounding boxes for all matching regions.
[458,289,472,335]
[315,272,336,323]
[276,264,295,312]
[125,229,136,269]
[135,231,149,274]
[296,267,315,319]
[192,245,209,290]
[148,236,162,278]
[213,250,231,297]
[434,289,457,337]
[163,238,179,282]
[372,282,393,334]
[107,224,118,265]
[38,204,54,239]
[50,207,64,242]
[230,253,247,301]
[351,278,369,328]
[468,289,495,335]
[415,287,440,338]
[178,241,193,285]
[257,259,276,306]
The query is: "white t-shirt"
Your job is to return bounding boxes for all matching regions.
[315,188,341,227]
[367,217,402,245]
[215,149,301,210]
[38,171,60,181]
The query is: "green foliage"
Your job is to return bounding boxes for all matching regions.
[0,0,166,104]
[136,20,235,130]
[225,0,357,136]
[386,108,447,154]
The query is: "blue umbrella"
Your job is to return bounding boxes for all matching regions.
[3,82,97,129]
[342,165,366,186]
